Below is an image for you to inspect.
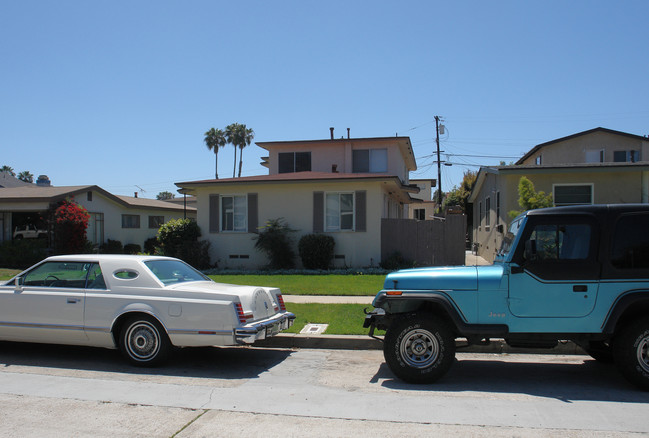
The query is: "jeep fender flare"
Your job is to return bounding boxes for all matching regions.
[602,290,649,334]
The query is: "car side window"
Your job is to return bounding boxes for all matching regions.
[524,223,591,262]
[86,263,106,289]
[23,262,90,288]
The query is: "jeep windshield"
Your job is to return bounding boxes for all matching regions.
[496,215,525,261]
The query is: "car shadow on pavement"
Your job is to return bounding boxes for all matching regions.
[0,341,293,380]
[375,357,649,403]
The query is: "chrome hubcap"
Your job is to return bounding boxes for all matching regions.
[126,322,159,361]
[637,335,649,373]
[400,329,439,368]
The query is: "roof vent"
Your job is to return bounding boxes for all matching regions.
[330,127,334,140]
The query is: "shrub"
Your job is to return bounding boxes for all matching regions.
[299,234,335,270]
[100,239,123,254]
[380,251,415,271]
[254,218,296,270]
[123,243,142,255]
[53,198,90,254]
[0,239,48,269]
[143,237,158,254]
[156,218,212,268]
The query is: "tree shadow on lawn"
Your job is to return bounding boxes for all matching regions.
[374,356,649,403]
[0,341,293,381]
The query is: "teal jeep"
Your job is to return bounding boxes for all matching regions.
[364,204,649,390]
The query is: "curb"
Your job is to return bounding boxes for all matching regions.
[256,333,586,355]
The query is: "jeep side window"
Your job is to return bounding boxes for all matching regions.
[611,213,649,270]
[524,223,591,262]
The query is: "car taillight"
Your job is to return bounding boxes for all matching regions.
[277,294,287,311]
[234,302,253,324]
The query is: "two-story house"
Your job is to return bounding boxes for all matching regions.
[408,179,437,220]
[470,127,649,262]
[176,132,418,268]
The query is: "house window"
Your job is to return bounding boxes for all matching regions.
[613,150,640,163]
[585,149,605,163]
[149,216,164,229]
[479,201,483,230]
[496,192,501,224]
[221,195,247,232]
[535,155,542,165]
[553,184,593,206]
[87,191,93,201]
[121,214,140,229]
[352,149,388,173]
[278,152,311,173]
[485,197,491,229]
[414,208,425,220]
[326,193,354,231]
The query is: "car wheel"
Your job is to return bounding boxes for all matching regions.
[613,317,649,390]
[584,340,614,363]
[383,313,455,384]
[119,315,171,367]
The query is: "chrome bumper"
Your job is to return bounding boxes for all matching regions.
[234,311,296,344]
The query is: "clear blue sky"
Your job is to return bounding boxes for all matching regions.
[2,1,648,198]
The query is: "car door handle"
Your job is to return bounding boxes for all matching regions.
[67,298,81,304]
[573,285,588,293]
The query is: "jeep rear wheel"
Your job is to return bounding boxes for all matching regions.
[613,317,649,390]
[384,314,455,384]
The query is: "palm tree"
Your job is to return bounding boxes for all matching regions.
[225,123,240,178]
[18,170,34,183]
[204,127,226,179]
[1,165,15,176]
[237,124,254,178]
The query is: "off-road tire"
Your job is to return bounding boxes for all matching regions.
[383,313,455,384]
[613,317,649,390]
[118,315,171,367]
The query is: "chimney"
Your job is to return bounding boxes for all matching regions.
[330,127,334,140]
[36,175,51,187]
[332,164,338,173]
[134,192,138,198]
[347,128,350,139]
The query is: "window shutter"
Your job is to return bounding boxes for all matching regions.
[209,194,220,233]
[355,190,366,232]
[313,192,324,233]
[248,193,258,233]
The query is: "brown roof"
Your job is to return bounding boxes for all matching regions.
[177,171,413,186]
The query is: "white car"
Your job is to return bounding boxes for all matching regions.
[0,255,295,365]
[13,224,47,239]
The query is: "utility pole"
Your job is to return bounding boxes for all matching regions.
[435,116,442,211]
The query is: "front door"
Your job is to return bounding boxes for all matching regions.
[508,216,600,318]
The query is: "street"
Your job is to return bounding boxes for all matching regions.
[0,342,648,437]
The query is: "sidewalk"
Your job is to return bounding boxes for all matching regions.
[262,252,585,355]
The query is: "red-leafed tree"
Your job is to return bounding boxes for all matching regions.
[54,198,90,254]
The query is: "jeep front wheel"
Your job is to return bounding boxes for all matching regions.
[613,317,649,390]
[384,314,455,384]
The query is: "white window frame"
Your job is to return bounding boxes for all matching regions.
[553,183,594,206]
[221,194,247,232]
[585,149,605,163]
[325,192,355,231]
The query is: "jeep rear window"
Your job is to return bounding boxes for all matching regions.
[611,214,649,270]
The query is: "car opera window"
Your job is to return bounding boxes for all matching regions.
[326,192,354,231]
[22,262,103,289]
[278,152,311,173]
[352,149,387,173]
[523,223,591,262]
[611,214,649,271]
[221,195,247,232]
[121,214,140,229]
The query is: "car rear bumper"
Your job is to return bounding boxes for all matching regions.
[235,311,296,344]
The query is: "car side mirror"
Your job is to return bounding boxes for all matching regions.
[14,277,24,291]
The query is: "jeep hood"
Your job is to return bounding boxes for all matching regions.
[383,265,504,291]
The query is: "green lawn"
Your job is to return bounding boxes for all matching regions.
[0,269,20,281]
[284,303,382,336]
[209,274,384,296]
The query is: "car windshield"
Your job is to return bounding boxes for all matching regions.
[144,259,211,285]
[497,215,525,260]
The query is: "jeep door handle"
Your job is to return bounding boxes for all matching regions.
[573,285,588,293]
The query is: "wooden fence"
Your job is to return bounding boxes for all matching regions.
[381,215,466,267]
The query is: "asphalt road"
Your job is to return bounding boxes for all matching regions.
[0,342,648,437]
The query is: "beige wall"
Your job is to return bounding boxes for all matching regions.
[521,132,649,165]
[192,180,404,269]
